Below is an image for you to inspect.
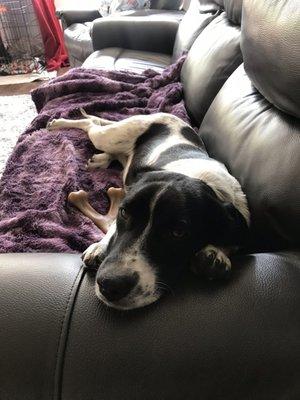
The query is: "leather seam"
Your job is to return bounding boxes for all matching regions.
[52,264,86,400]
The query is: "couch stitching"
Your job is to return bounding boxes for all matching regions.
[52,264,85,400]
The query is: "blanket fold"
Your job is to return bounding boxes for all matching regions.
[0,56,190,253]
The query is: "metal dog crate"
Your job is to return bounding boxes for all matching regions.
[0,0,44,75]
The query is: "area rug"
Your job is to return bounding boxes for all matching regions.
[0,95,37,177]
[0,56,190,253]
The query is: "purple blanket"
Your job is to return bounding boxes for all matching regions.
[0,56,190,253]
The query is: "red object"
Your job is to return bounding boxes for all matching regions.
[32,0,69,71]
[0,5,8,13]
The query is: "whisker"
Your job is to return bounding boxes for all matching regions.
[156,286,169,295]
[156,281,175,296]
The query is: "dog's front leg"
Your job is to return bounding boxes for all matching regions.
[82,221,116,269]
[191,245,232,280]
[47,117,92,132]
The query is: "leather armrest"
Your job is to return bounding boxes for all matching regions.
[1,251,299,399]
[0,253,83,400]
[92,15,180,55]
[56,9,101,29]
[62,251,300,400]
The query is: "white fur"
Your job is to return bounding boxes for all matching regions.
[87,153,113,169]
[147,118,190,165]
[82,221,116,265]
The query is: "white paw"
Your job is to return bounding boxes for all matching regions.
[47,119,59,130]
[82,241,106,268]
[86,160,103,170]
[86,153,111,170]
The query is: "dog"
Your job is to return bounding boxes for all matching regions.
[47,111,250,310]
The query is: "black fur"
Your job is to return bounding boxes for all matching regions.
[104,171,248,286]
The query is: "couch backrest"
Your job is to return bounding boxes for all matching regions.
[150,0,183,10]
[172,0,221,62]
[180,0,243,124]
[242,0,300,119]
[198,0,300,251]
[210,0,242,24]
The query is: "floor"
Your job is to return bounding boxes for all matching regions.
[0,67,70,177]
[0,67,70,96]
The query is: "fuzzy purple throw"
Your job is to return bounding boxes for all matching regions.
[0,56,190,253]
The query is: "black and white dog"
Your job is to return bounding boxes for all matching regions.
[48,111,250,310]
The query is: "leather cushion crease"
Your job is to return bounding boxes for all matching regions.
[82,48,171,73]
[215,0,243,24]
[196,0,242,24]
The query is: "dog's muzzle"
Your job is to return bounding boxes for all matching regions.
[97,272,139,303]
[95,259,161,310]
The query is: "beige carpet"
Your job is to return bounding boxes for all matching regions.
[0,94,37,177]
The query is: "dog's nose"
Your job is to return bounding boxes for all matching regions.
[97,274,138,302]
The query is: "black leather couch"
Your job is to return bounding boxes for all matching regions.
[57,0,185,67]
[1,0,299,399]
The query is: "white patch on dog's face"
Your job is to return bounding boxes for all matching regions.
[95,188,168,310]
[96,241,160,310]
[95,279,160,310]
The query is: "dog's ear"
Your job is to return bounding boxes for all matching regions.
[189,187,249,279]
[204,195,249,247]
[186,179,249,248]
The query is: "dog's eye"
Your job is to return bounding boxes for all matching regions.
[171,229,186,238]
[170,221,188,239]
[119,207,129,220]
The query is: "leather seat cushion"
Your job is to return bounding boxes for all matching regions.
[82,48,171,73]
[199,65,300,251]
[64,22,93,66]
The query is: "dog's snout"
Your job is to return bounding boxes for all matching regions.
[97,273,138,302]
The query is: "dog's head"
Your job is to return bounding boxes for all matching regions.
[95,171,248,310]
